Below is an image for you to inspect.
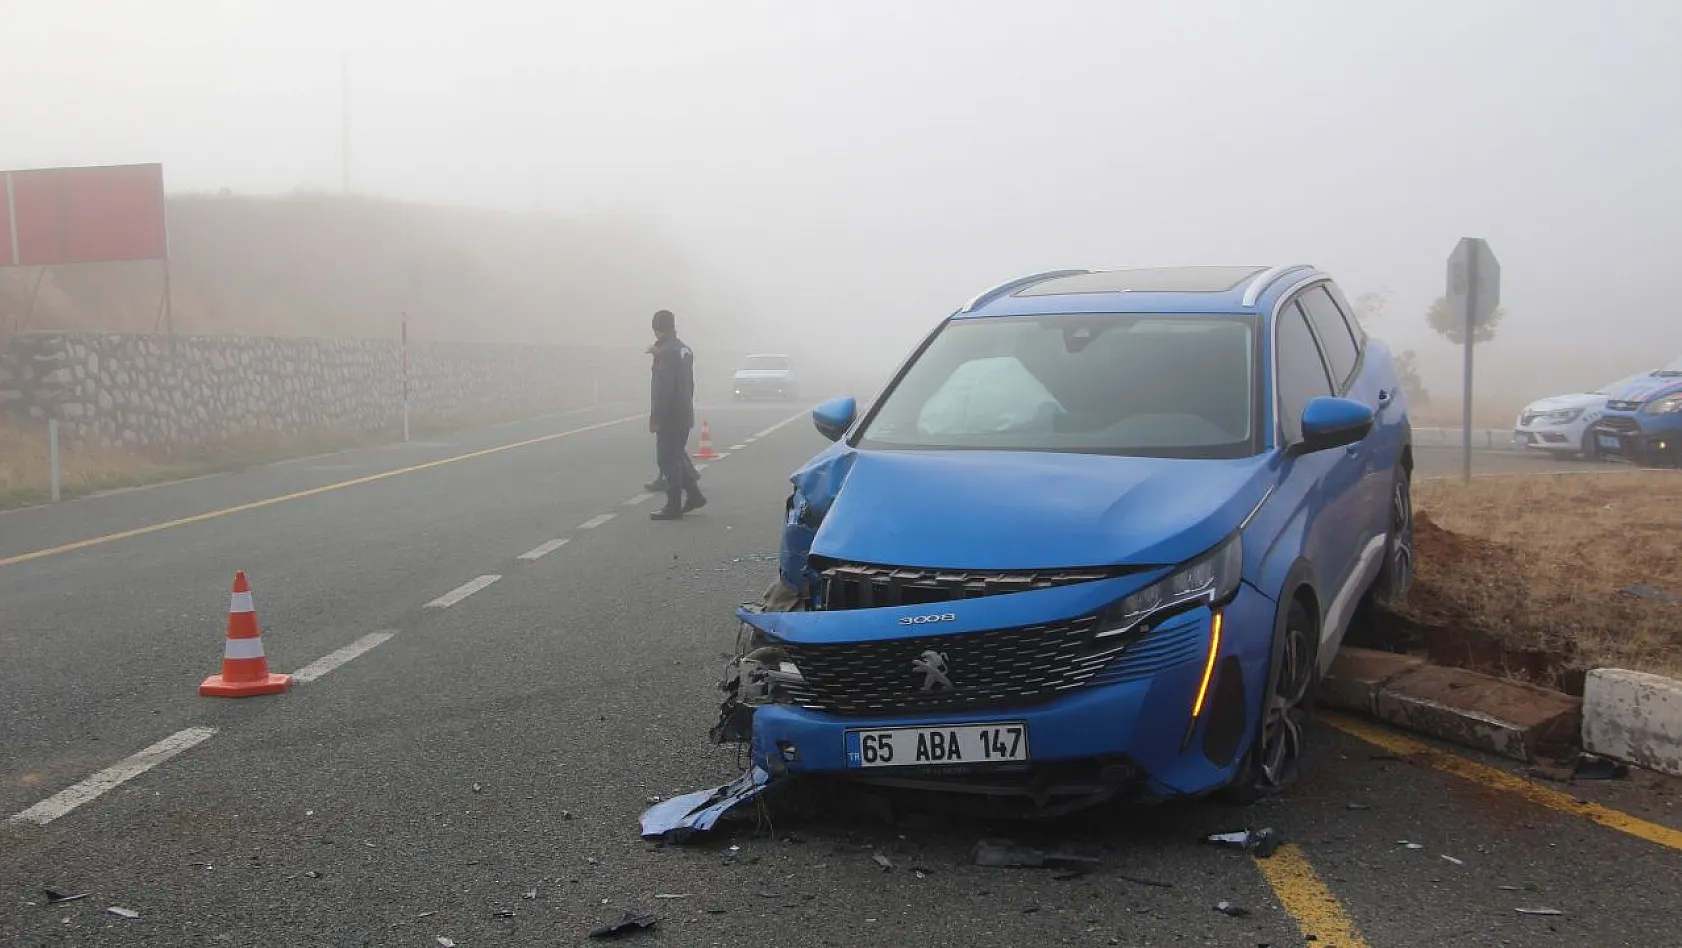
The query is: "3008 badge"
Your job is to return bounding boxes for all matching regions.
[900,612,957,626]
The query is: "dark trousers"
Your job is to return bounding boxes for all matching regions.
[656,425,698,506]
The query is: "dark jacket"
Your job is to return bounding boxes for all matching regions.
[650,334,696,430]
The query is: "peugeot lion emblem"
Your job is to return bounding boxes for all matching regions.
[912,650,952,692]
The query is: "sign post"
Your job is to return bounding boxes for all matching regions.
[1446,237,1500,482]
[401,317,410,443]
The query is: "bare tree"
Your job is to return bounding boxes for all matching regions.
[1425,295,1505,345]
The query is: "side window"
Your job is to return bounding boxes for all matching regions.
[1276,302,1334,443]
[1299,286,1360,390]
[1324,283,1368,347]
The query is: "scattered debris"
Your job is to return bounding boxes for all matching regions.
[639,767,773,842]
[472,783,483,794]
[1573,754,1630,781]
[1516,908,1565,917]
[493,910,516,918]
[1441,855,1465,866]
[107,907,140,919]
[1203,828,1282,858]
[1398,841,1425,851]
[654,894,689,900]
[559,810,575,820]
[1214,901,1250,918]
[418,912,437,918]
[305,871,321,879]
[44,890,87,905]
[588,912,660,939]
[1117,874,1174,889]
[872,854,894,872]
[438,938,457,947]
[971,838,1103,870]
[1346,802,1371,811]
[523,889,538,900]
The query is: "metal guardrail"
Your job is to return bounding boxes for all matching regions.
[1410,426,1520,451]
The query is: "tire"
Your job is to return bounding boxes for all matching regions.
[1368,464,1414,608]
[1223,597,1320,804]
[1579,428,1600,462]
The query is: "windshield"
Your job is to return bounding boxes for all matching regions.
[855,314,1257,458]
[743,355,790,371]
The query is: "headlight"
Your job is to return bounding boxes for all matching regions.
[1096,534,1243,639]
[1646,396,1682,415]
[1539,408,1583,424]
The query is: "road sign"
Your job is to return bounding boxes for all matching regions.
[1447,237,1500,482]
[1447,237,1500,326]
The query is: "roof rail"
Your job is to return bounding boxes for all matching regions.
[1240,265,1315,307]
[959,269,1092,313]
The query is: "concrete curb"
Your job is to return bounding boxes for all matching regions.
[1322,648,1581,763]
[1582,669,1682,777]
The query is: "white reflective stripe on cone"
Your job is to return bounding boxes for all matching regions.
[230,591,255,614]
[223,637,266,660]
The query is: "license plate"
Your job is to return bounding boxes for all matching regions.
[1599,435,1622,451]
[845,723,1028,768]
[1514,432,1532,445]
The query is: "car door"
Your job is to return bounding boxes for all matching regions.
[1299,285,1387,546]
[1275,293,1368,641]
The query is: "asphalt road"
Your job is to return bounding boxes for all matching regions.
[2,408,1678,947]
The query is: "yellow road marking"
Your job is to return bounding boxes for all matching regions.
[1324,711,1682,852]
[0,414,642,570]
[1252,844,1370,948]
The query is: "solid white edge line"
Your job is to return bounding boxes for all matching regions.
[291,631,397,683]
[518,538,571,560]
[6,727,219,826]
[424,574,501,608]
[578,513,615,530]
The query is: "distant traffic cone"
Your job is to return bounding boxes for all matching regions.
[693,418,720,460]
[200,571,292,697]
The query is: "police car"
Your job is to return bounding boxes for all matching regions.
[1512,372,1654,459]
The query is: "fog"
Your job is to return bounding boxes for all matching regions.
[5,0,1681,418]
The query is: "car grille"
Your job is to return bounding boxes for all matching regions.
[774,614,1208,716]
[1597,417,1641,435]
[818,561,1116,610]
[1607,400,1644,412]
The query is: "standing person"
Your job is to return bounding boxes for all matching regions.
[648,309,705,520]
[644,339,701,494]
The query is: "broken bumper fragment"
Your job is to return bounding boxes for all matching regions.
[638,765,774,842]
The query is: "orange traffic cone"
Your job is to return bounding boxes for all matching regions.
[200,571,292,697]
[693,418,719,460]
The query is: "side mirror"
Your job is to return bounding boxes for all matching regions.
[812,396,857,442]
[1296,396,1374,454]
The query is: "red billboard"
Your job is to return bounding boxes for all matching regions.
[1,162,167,267]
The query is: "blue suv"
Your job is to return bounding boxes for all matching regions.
[711,265,1414,815]
[1588,355,1682,467]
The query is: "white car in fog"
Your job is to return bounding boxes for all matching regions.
[1513,372,1652,458]
[731,353,798,401]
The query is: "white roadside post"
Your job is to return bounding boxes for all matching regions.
[401,317,411,443]
[48,418,60,502]
[1446,237,1501,482]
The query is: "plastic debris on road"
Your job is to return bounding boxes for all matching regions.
[107,907,140,919]
[44,890,87,905]
[1573,753,1630,781]
[1516,908,1565,917]
[1214,901,1251,917]
[589,912,660,939]
[1202,827,1282,858]
[638,766,773,842]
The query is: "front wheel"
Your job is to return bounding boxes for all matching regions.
[1369,465,1414,608]
[1579,428,1601,462]
[1223,597,1319,803]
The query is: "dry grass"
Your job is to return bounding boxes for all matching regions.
[1399,470,1682,685]
[0,421,197,507]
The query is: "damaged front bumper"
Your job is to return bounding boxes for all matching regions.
[705,576,1279,814]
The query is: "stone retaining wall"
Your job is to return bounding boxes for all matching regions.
[0,331,646,454]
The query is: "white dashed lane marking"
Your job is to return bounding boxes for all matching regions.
[425,574,501,609]
[292,631,397,683]
[518,538,571,560]
[7,727,220,826]
[729,444,747,451]
[623,494,654,506]
[579,513,616,530]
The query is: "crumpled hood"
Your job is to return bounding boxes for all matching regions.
[803,448,1272,571]
[1522,392,1605,414]
[1606,376,1682,405]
